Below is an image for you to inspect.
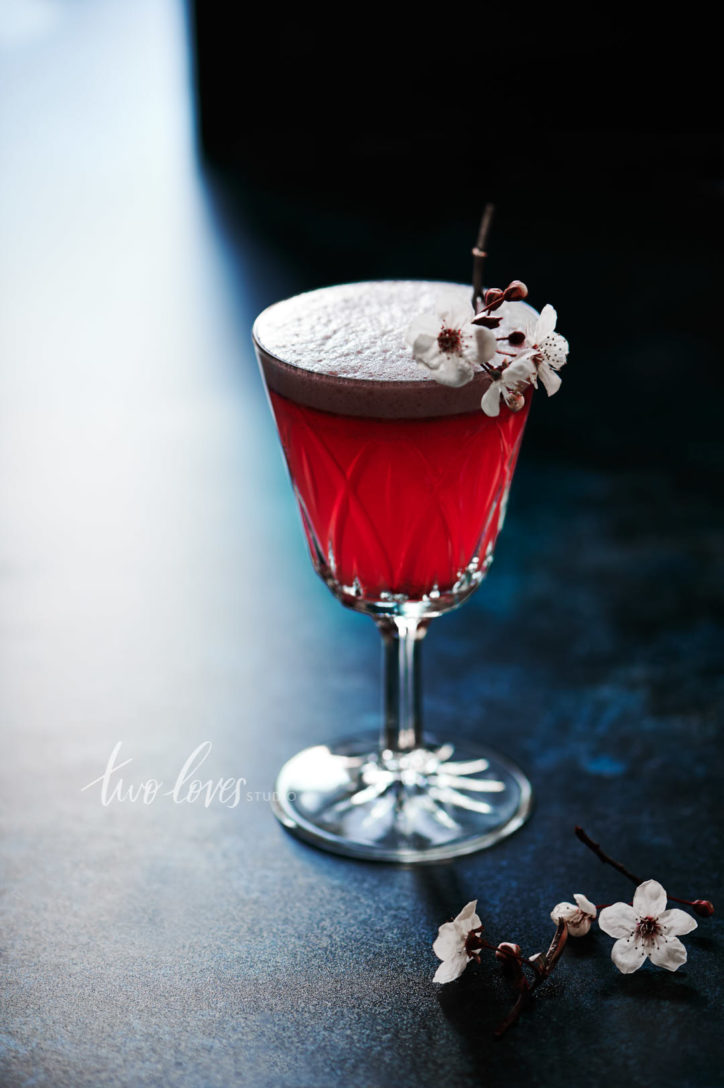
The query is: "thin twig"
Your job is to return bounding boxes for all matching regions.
[575,825,643,886]
[472,203,495,311]
[575,826,714,915]
[494,983,531,1038]
[494,920,568,1038]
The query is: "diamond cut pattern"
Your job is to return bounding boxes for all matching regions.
[270,392,529,602]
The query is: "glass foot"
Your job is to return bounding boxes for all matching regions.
[272,735,532,863]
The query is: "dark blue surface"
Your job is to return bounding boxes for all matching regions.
[1,4,722,1087]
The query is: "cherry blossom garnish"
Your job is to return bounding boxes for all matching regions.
[405,300,497,388]
[480,355,536,417]
[504,302,570,396]
[405,209,570,414]
[598,879,698,974]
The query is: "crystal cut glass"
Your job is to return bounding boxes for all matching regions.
[253,281,533,862]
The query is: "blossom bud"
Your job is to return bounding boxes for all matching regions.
[484,287,505,311]
[505,392,526,413]
[496,942,523,980]
[528,952,546,976]
[691,899,715,918]
[471,313,502,329]
[504,280,528,301]
[495,942,521,963]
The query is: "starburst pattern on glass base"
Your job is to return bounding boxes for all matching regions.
[272,736,532,863]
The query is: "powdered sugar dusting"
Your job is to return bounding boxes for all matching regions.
[253,281,474,382]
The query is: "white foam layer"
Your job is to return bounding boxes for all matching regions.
[253,280,539,419]
[253,280,474,381]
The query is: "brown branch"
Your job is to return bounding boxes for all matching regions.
[494,920,568,1038]
[494,982,531,1038]
[575,826,714,916]
[575,825,644,886]
[472,203,495,311]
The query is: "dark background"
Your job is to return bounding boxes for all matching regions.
[192,8,723,471]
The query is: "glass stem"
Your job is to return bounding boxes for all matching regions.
[377,617,429,753]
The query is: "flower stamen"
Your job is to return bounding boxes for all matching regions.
[464,927,485,955]
[637,916,660,940]
[437,326,463,355]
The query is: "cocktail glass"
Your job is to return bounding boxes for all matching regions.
[253,281,533,862]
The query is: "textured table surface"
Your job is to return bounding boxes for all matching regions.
[1,4,722,1087]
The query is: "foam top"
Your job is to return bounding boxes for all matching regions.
[252,280,534,419]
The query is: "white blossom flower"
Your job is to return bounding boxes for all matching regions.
[480,355,536,417]
[598,879,697,974]
[504,302,569,396]
[405,300,497,388]
[432,900,483,983]
[550,893,597,936]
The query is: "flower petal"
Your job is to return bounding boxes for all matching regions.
[633,879,668,919]
[461,913,482,933]
[455,900,479,924]
[567,916,593,937]
[410,334,440,366]
[538,363,562,397]
[434,298,472,328]
[535,304,557,342]
[433,950,470,984]
[503,356,536,387]
[433,921,462,961]
[542,332,569,370]
[481,383,502,417]
[611,936,648,974]
[649,935,688,972]
[434,354,475,388]
[447,305,475,329]
[468,912,482,931]
[598,902,636,938]
[550,901,576,924]
[404,313,441,346]
[470,326,497,363]
[574,893,597,917]
[501,301,535,337]
[658,908,698,937]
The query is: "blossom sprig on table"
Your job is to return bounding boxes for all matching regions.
[404,206,570,416]
[431,826,714,1038]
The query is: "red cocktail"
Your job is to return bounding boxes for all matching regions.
[268,389,528,606]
